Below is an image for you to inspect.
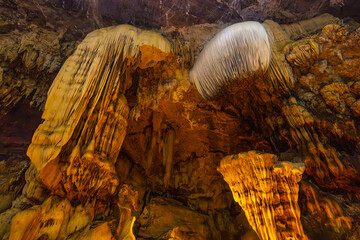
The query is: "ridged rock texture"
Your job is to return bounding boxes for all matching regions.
[1,1,360,239]
[189,21,271,98]
[26,24,171,201]
[218,151,306,240]
[6,24,173,240]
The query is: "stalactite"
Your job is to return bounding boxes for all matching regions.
[162,127,175,188]
[188,14,338,99]
[280,14,341,41]
[25,24,171,201]
[300,181,354,237]
[9,24,173,239]
[261,20,295,94]
[281,97,359,191]
[144,126,154,175]
[218,151,307,240]
[262,14,339,95]
[189,21,271,99]
[2,10,360,240]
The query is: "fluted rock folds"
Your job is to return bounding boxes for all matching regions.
[218,151,307,240]
[10,25,172,239]
[26,24,171,200]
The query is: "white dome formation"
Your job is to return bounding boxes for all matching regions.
[190,21,271,99]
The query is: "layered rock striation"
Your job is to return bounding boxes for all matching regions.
[7,24,173,240]
[218,151,307,240]
[0,4,359,239]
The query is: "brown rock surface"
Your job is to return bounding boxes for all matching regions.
[5,24,173,240]
[52,0,360,28]
[0,1,92,116]
[137,198,220,239]
[0,4,360,240]
[299,181,358,239]
[26,24,171,201]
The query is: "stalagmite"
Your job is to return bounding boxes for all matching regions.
[118,217,136,240]
[218,151,307,240]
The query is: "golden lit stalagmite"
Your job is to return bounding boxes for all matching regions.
[10,25,172,239]
[4,13,360,240]
[189,13,359,240]
[218,151,307,240]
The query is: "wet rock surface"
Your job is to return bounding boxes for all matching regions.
[0,1,360,240]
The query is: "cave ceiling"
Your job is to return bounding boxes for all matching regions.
[3,0,360,30]
[57,0,360,28]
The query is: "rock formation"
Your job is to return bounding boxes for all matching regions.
[7,24,173,240]
[189,21,271,98]
[299,181,354,239]
[218,151,306,240]
[1,1,360,239]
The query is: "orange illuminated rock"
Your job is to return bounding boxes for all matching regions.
[7,24,172,239]
[9,193,136,240]
[3,14,360,240]
[137,198,220,239]
[66,222,114,240]
[281,97,359,192]
[25,24,172,201]
[299,181,359,239]
[116,184,138,239]
[10,196,85,240]
[218,151,307,240]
